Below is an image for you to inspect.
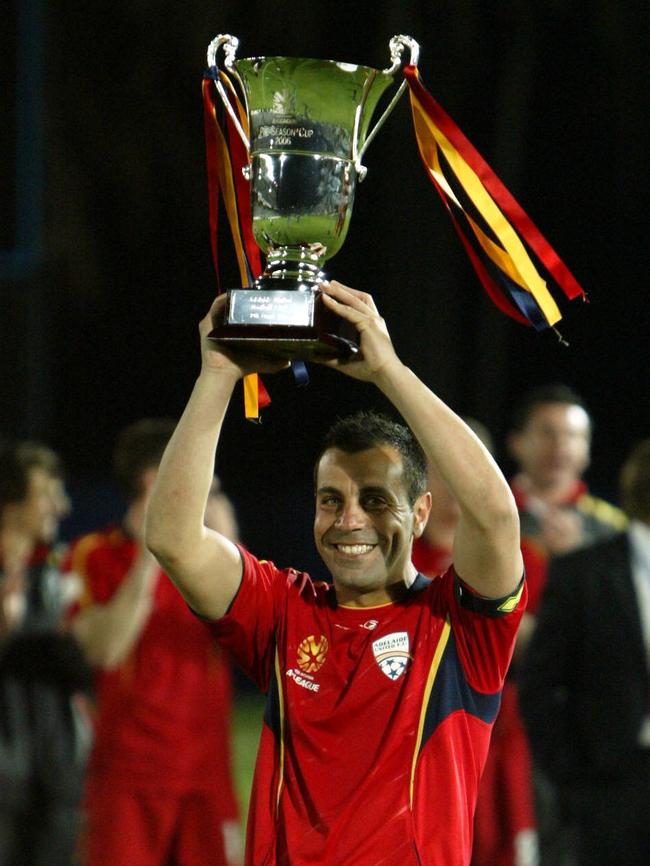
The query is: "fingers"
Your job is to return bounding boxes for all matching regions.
[230,349,290,375]
[320,290,364,324]
[322,281,379,314]
[207,294,227,316]
[198,295,290,377]
[320,283,382,331]
[199,297,221,335]
[199,295,227,334]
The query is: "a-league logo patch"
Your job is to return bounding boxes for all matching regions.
[372,631,411,681]
[297,634,329,674]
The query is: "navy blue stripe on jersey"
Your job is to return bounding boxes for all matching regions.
[264,645,282,739]
[410,573,434,594]
[419,630,501,753]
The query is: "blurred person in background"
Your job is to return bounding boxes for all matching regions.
[66,418,241,866]
[0,440,92,866]
[520,439,650,866]
[471,385,626,866]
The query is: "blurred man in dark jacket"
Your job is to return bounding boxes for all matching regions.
[472,384,626,866]
[520,439,650,866]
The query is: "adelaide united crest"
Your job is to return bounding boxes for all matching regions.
[372,631,411,681]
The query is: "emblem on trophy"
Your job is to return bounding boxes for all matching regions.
[204,34,420,360]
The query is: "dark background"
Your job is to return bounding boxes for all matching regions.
[2,0,648,576]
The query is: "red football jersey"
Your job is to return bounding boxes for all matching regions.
[209,546,526,866]
[67,527,237,808]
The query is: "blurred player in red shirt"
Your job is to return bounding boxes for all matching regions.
[67,419,241,866]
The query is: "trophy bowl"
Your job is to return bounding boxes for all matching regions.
[205,35,419,360]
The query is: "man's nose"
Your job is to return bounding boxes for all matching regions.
[334,500,367,530]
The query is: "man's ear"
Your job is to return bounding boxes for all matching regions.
[412,491,432,538]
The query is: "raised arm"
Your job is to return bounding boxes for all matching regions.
[145,297,287,619]
[319,281,522,598]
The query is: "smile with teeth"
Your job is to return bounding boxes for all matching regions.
[334,543,376,555]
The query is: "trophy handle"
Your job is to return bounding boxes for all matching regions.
[355,35,420,172]
[206,34,251,153]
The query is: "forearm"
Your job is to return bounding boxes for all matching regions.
[375,361,521,595]
[146,369,238,563]
[376,362,516,527]
[72,549,157,668]
[145,367,244,618]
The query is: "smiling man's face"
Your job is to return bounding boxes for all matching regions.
[314,446,430,606]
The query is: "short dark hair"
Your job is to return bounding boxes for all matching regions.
[510,384,591,433]
[112,418,176,503]
[0,440,63,511]
[620,439,650,521]
[314,410,427,505]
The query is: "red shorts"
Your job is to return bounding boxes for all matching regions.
[82,779,241,866]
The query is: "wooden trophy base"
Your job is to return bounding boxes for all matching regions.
[208,284,359,360]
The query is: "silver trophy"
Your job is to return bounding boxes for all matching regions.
[207,34,419,359]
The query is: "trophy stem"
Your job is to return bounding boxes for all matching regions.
[260,245,327,289]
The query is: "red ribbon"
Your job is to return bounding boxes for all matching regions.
[404,66,586,303]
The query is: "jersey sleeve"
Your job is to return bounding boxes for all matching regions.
[205,545,293,693]
[439,567,527,694]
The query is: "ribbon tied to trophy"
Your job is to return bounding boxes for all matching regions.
[202,34,585,420]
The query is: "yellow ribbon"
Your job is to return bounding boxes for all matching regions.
[205,77,261,418]
[409,89,562,326]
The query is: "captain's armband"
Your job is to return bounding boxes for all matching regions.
[454,573,525,617]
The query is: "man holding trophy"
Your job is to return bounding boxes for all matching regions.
[145,278,526,866]
[139,24,608,861]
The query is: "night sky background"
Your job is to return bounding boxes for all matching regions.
[2,0,648,576]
